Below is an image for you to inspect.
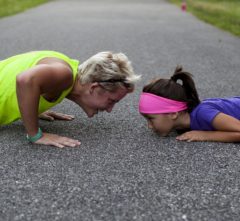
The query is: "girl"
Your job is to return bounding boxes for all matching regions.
[139,66,240,143]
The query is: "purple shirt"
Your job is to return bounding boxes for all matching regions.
[190,97,240,131]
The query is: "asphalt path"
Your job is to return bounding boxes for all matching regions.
[0,0,240,220]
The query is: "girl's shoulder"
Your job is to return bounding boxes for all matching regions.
[190,97,240,131]
[190,100,223,131]
[192,96,240,120]
[202,96,240,104]
[191,101,221,122]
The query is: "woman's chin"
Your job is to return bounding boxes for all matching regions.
[86,110,98,118]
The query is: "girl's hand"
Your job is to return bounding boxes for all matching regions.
[34,133,81,148]
[39,111,74,121]
[176,113,240,143]
[176,131,208,142]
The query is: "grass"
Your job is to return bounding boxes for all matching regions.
[0,0,50,18]
[169,0,240,37]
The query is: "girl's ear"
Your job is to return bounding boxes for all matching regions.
[169,112,179,120]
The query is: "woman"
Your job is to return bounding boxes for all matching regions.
[0,50,140,147]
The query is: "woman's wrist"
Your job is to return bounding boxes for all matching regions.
[26,128,43,143]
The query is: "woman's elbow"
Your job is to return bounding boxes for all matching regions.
[16,74,33,89]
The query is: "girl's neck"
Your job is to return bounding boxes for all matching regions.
[174,111,191,130]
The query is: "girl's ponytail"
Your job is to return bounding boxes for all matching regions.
[143,66,200,113]
[170,66,200,112]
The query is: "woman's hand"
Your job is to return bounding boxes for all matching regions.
[34,132,81,148]
[39,111,74,121]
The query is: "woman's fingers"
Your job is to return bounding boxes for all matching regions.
[38,112,54,121]
[35,133,81,148]
[51,112,75,120]
[39,111,75,121]
[51,142,65,148]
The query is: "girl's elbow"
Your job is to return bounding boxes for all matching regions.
[234,133,240,142]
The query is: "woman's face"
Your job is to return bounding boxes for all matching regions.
[143,113,175,136]
[82,85,128,118]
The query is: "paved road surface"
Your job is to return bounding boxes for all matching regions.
[0,0,240,220]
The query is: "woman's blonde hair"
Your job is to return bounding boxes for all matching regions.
[78,51,141,92]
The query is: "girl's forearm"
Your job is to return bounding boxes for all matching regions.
[176,130,240,143]
[204,131,240,143]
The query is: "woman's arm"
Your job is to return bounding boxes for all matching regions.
[16,63,80,147]
[176,113,240,143]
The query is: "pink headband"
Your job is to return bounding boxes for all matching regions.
[139,92,188,114]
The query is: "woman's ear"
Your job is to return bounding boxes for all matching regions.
[89,82,100,94]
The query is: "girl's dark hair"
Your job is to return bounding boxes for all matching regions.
[143,66,201,112]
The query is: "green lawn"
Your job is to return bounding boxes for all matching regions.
[169,0,240,37]
[0,0,49,18]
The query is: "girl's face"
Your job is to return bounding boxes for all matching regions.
[143,113,175,136]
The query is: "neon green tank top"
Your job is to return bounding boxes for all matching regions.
[0,51,79,125]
